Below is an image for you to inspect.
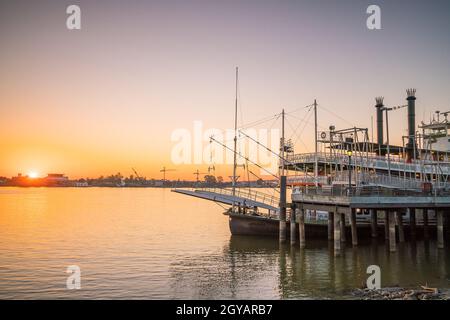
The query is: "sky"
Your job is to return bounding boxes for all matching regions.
[1,0,449,180]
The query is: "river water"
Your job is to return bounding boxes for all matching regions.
[0,187,448,299]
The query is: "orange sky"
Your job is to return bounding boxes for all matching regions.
[1,1,449,180]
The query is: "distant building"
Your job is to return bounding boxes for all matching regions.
[9,173,69,187]
[153,180,164,187]
[10,173,32,186]
[44,173,69,186]
[73,181,89,187]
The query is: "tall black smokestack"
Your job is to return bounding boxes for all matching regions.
[406,88,417,161]
[375,97,384,155]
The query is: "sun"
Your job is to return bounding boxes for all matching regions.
[28,171,39,179]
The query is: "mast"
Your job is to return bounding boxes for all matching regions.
[281,109,285,177]
[279,108,287,243]
[314,99,318,187]
[232,67,238,200]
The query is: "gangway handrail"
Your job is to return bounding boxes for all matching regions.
[196,187,280,208]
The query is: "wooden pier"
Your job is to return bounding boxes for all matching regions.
[291,187,450,255]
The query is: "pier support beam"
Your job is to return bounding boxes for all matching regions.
[299,208,305,249]
[437,210,444,249]
[333,211,341,256]
[370,209,378,238]
[409,208,416,238]
[397,211,405,243]
[340,213,346,243]
[290,206,297,245]
[328,211,334,241]
[350,209,358,246]
[388,210,397,252]
[279,176,287,243]
[279,215,287,243]
[384,211,389,240]
[423,209,429,239]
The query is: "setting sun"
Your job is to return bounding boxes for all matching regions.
[28,171,39,179]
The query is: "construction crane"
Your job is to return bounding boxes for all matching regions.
[193,169,208,183]
[132,167,143,181]
[160,166,176,181]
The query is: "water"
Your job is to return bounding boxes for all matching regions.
[0,187,449,299]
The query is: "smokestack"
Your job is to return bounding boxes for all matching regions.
[375,97,384,155]
[406,88,417,161]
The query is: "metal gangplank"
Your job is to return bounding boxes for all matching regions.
[171,187,280,213]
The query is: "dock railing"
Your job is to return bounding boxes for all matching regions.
[196,187,280,208]
[294,184,450,198]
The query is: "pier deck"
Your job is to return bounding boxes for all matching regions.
[291,187,450,255]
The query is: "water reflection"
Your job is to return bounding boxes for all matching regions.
[1,188,448,299]
[169,235,450,299]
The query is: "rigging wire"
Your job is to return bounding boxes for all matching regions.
[284,103,315,115]
[238,129,312,176]
[239,113,280,130]
[319,103,355,127]
[210,136,279,180]
[248,169,280,193]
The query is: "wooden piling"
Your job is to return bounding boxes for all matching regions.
[340,213,346,243]
[279,215,287,243]
[437,210,444,249]
[388,210,397,252]
[328,211,334,241]
[397,211,405,243]
[299,208,305,249]
[370,209,378,238]
[384,210,389,240]
[290,207,297,245]
[350,209,358,246]
[333,211,341,256]
[423,209,429,239]
[409,208,416,238]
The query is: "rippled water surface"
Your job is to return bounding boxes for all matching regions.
[0,187,449,299]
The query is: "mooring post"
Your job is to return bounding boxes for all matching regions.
[388,210,397,252]
[423,209,429,239]
[350,209,358,246]
[333,211,341,256]
[397,211,405,243]
[290,205,297,245]
[384,210,389,240]
[279,176,287,243]
[328,211,334,241]
[409,208,416,238]
[437,210,444,249]
[370,209,378,238]
[340,213,346,243]
[299,208,306,249]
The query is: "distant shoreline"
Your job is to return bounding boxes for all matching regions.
[0,185,272,189]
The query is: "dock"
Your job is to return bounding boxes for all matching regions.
[173,88,450,257]
[291,186,450,255]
